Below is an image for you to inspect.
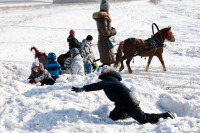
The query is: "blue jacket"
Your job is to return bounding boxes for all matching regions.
[45,61,62,77]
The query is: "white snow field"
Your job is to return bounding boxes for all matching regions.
[0,0,200,132]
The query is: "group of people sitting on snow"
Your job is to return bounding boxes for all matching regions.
[28,29,95,86]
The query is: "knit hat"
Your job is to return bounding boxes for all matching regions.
[101,65,110,73]
[86,35,93,41]
[100,0,110,11]
[69,29,75,35]
[31,62,39,69]
[70,48,79,56]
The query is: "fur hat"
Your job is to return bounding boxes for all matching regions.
[70,48,79,57]
[101,65,110,73]
[100,0,110,11]
[31,62,39,69]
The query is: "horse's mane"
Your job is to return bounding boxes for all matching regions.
[153,27,171,41]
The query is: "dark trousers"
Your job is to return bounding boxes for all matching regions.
[52,75,59,81]
[41,78,55,86]
[109,105,169,124]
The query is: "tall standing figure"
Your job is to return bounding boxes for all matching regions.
[93,0,116,66]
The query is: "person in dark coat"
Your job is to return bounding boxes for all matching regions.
[67,29,80,50]
[28,62,55,86]
[93,0,116,66]
[71,65,175,124]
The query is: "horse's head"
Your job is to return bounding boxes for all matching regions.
[165,26,175,42]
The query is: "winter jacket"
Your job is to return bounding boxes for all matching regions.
[67,35,80,50]
[63,57,72,73]
[70,54,84,76]
[93,11,116,64]
[28,68,54,84]
[83,71,139,107]
[81,40,95,64]
[45,60,62,77]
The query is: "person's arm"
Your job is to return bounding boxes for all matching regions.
[99,19,116,37]
[71,81,104,93]
[71,58,80,74]
[57,62,62,74]
[28,74,33,79]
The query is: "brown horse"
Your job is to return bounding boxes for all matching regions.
[114,26,175,73]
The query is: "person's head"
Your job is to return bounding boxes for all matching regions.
[100,65,116,74]
[31,62,39,73]
[100,0,110,12]
[69,29,75,36]
[47,52,56,62]
[70,48,79,58]
[86,35,93,42]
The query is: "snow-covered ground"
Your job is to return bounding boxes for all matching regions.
[0,0,200,132]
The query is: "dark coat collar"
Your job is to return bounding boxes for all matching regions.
[99,71,122,81]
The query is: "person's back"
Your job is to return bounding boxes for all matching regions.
[70,48,84,76]
[45,52,62,79]
[81,35,95,74]
[67,29,80,50]
[92,0,116,65]
[63,57,72,74]
[85,67,139,106]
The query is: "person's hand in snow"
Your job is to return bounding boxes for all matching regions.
[71,86,84,93]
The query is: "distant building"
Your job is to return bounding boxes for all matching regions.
[53,0,132,4]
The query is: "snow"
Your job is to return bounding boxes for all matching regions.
[0,0,200,132]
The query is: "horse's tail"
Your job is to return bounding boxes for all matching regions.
[114,41,124,68]
[30,46,47,59]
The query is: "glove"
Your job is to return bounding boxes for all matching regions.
[71,86,84,93]
[29,79,35,84]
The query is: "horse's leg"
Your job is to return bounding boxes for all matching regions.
[126,57,133,73]
[157,54,167,71]
[145,56,153,72]
[119,56,125,72]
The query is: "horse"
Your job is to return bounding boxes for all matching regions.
[114,26,175,73]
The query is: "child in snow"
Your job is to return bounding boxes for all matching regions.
[69,48,84,76]
[28,62,55,85]
[71,65,175,124]
[44,52,62,80]
[67,29,80,50]
[30,46,48,66]
[80,35,95,74]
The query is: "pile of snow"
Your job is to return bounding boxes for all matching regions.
[0,0,200,132]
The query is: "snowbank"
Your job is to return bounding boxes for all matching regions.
[0,0,200,132]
